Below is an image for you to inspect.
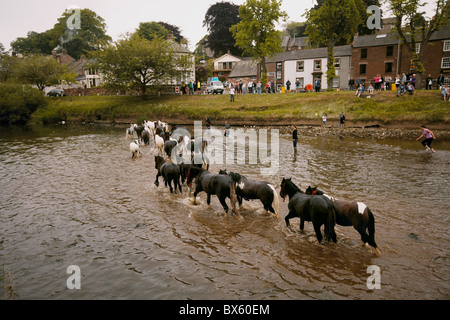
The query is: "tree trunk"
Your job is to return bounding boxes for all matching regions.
[326,44,336,91]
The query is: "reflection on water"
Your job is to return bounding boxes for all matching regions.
[0,124,449,300]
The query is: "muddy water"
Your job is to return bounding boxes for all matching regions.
[0,124,449,300]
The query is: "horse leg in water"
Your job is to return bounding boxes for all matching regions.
[313,223,323,244]
[285,210,299,232]
[218,194,230,214]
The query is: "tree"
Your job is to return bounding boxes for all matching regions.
[387,0,450,89]
[0,83,47,125]
[157,22,185,43]
[230,0,288,78]
[14,55,69,90]
[203,2,243,56]
[90,34,193,95]
[136,22,170,42]
[49,8,111,58]
[11,8,111,58]
[10,31,53,55]
[305,0,365,89]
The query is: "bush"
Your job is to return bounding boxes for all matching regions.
[0,83,47,125]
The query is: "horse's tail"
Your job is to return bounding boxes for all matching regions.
[367,208,381,255]
[268,184,279,217]
[327,205,337,243]
[229,182,238,216]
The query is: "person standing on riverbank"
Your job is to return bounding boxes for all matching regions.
[322,113,327,128]
[292,125,298,149]
[230,85,235,102]
[224,121,231,137]
[416,125,436,152]
[339,112,345,128]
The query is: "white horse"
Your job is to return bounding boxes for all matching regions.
[154,134,164,155]
[130,140,142,160]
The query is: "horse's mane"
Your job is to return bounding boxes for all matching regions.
[285,179,303,193]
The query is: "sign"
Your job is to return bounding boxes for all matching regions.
[175,87,180,94]
[212,77,219,82]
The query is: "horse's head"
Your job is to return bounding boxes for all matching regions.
[306,186,323,195]
[154,155,164,169]
[280,178,302,201]
[280,178,290,201]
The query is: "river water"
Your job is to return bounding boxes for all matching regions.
[0,124,449,300]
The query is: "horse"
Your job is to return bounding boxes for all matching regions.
[219,170,279,217]
[280,178,337,244]
[154,155,182,194]
[125,124,135,140]
[189,168,238,216]
[141,129,151,146]
[306,186,380,255]
[154,134,164,155]
[134,125,145,143]
[130,140,142,160]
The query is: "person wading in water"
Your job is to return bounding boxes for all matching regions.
[416,125,436,153]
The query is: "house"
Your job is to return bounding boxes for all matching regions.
[211,53,242,82]
[227,58,258,86]
[351,21,450,87]
[263,45,352,92]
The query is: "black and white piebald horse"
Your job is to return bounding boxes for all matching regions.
[280,178,337,244]
[306,186,380,255]
[219,170,279,217]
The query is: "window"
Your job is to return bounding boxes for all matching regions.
[218,72,224,76]
[416,43,421,54]
[297,61,304,72]
[386,46,394,57]
[442,57,450,68]
[334,58,341,69]
[361,48,367,59]
[332,77,339,88]
[314,60,321,71]
[359,64,367,75]
[385,62,393,73]
[276,71,282,80]
[444,40,450,52]
[276,62,282,70]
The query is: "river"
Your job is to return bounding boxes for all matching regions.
[0,124,449,300]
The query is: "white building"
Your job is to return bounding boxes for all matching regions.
[277,45,352,91]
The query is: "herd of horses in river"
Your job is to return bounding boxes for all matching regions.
[125,121,381,256]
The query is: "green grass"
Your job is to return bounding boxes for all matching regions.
[31,90,450,125]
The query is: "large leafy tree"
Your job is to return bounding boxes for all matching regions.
[136,22,170,42]
[203,1,243,56]
[13,55,70,90]
[11,8,111,58]
[11,31,53,55]
[90,34,193,95]
[48,8,111,58]
[230,0,288,78]
[305,0,365,89]
[157,22,185,43]
[387,0,450,89]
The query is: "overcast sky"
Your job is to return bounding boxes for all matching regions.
[0,0,438,52]
[0,0,316,52]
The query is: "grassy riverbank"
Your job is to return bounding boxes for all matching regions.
[31,89,450,127]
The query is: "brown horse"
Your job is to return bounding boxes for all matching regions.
[306,186,380,255]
